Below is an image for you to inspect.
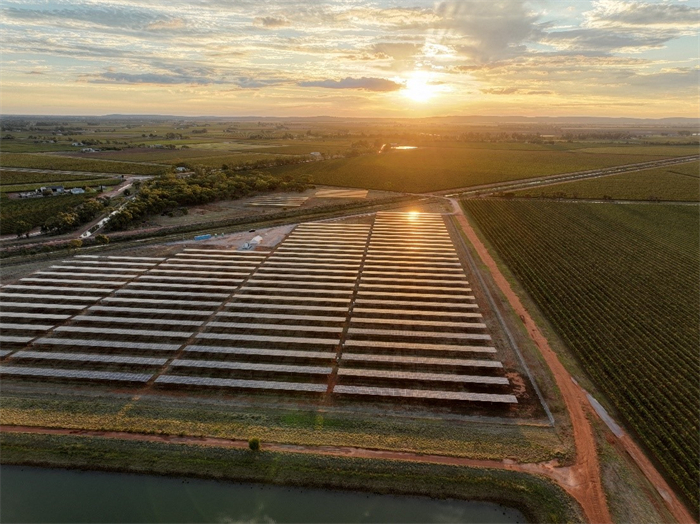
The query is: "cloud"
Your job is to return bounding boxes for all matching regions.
[433,0,544,63]
[370,43,420,60]
[539,0,700,54]
[88,72,223,85]
[85,70,290,88]
[146,18,186,31]
[584,0,700,30]
[480,87,551,95]
[2,4,182,32]
[299,77,402,91]
[541,28,673,52]
[254,16,289,28]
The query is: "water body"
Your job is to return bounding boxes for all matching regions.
[1,465,527,523]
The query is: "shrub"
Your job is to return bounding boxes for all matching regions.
[248,437,260,451]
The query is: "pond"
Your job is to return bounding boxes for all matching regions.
[0,465,527,523]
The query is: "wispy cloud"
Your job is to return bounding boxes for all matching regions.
[299,77,402,91]
[254,16,289,28]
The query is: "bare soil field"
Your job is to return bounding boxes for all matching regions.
[151,186,401,228]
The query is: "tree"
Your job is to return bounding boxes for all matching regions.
[248,437,260,451]
[95,234,110,244]
[14,220,32,238]
[68,239,82,250]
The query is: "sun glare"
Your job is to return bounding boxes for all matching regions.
[401,72,437,103]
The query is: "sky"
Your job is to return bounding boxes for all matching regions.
[1,0,698,117]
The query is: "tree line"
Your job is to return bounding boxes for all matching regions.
[105,168,310,231]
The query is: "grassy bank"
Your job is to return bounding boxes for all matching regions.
[0,389,568,464]
[0,432,584,524]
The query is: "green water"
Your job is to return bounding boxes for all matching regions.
[0,465,527,523]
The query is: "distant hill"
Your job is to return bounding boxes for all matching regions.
[3,113,698,127]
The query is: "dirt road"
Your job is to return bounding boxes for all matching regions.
[449,198,694,524]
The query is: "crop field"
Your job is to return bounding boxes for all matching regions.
[1,178,120,195]
[574,145,699,157]
[516,161,700,201]
[78,148,267,163]
[0,171,114,186]
[269,147,676,193]
[0,194,88,235]
[78,142,352,164]
[164,153,288,168]
[0,154,168,176]
[0,212,543,419]
[0,142,81,154]
[462,199,699,507]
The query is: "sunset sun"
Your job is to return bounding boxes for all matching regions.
[401,72,437,103]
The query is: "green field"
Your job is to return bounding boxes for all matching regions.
[164,153,287,167]
[516,162,700,201]
[0,178,120,194]
[0,153,168,175]
[575,145,698,157]
[0,194,88,235]
[462,199,699,508]
[0,142,77,153]
[268,147,672,192]
[85,148,263,162]
[0,169,120,184]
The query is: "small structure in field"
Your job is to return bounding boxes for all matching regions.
[242,235,263,250]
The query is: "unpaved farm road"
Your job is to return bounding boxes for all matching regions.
[448,198,695,524]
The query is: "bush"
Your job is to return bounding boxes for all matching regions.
[95,234,110,244]
[248,437,260,451]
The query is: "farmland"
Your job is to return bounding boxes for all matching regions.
[462,199,699,508]
[1,178,120,195]
[0,170,117,186]
[0,170,121,195]
[0,153,168,176]
[516,161,699,201]
[268,146,686,193]
[1,194,89,235]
